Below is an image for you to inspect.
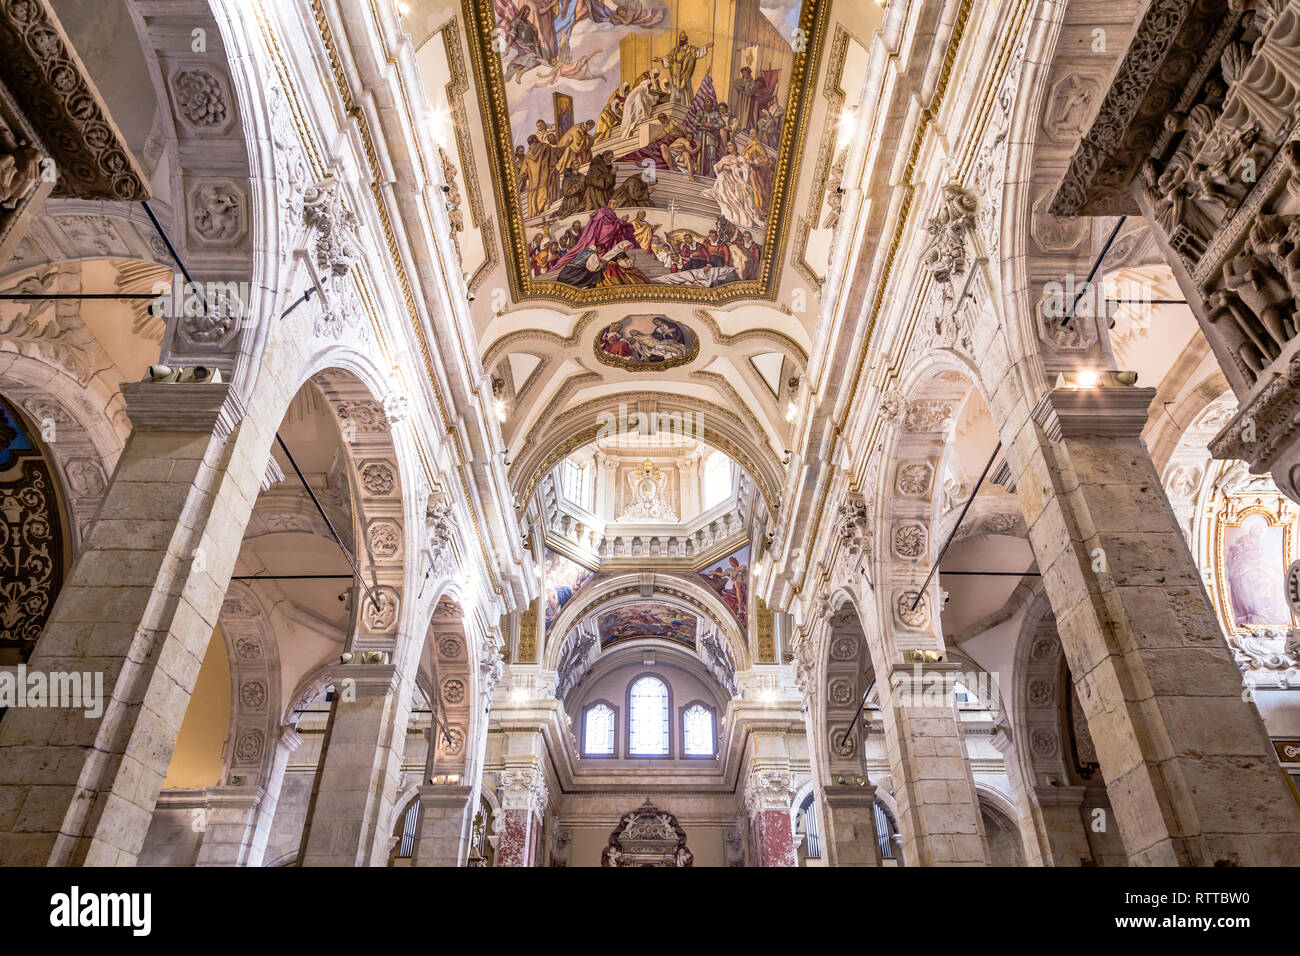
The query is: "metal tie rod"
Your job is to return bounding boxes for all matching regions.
[1061,215,1127,327]
[275,433,381,614]
[910,440,1002,612]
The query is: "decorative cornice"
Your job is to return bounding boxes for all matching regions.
[327,662,399,698]
[1030,387,1155,441]
[121,382,246,437]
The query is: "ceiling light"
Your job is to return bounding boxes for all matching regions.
[397,2,410,15]
[785,402,797,423]
[494,398,507,423]
[510,686,528,703]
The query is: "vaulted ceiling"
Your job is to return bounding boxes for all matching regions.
[404,0,884,466]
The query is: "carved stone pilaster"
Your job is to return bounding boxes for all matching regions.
[478,638,504,702]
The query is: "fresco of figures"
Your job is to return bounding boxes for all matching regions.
[598,603,698,646]
[595,314,697,367]
[490,0,806,293]
[545,548,599,630]
[698,544,748,629]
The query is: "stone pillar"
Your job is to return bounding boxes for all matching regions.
[744,768,798,867]
[195,786,263,866]
[990,728,1047,866]
[412,784,473,867]
[0,382,268,866]
[820,780,882,866]
[1006,385,1300,864]
[244,725,302,867]
[493,765,547,867]
[1032,785,1094,867]
[299,663,409,867]
[875,660,988,866]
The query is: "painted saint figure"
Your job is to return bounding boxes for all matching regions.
[659,32,713,106]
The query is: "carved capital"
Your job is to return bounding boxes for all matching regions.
[1031,387,1155,441]
[498,765,548,812]
[121,381,246,437]
[744,768,795,814]
[836,490,871,556]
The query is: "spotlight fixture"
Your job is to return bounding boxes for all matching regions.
[1054,369,1138,389]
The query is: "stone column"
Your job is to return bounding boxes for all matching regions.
[990,728,1048,866]
[875,660,988,866]
[744,768,798,867]
[820,780,882,866]
[1005,385,1300,864]
[412,784,473,867]
[244,725,302,867]
[195,786,263,866]
[0,382,269,866]
[1032,785,1094,867]
[493,764,547,867]
[299,663,409,867]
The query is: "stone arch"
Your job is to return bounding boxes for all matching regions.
[1011,594,1074,789]
[977,787,1025,867]
[293,364,416,658]
[818,599,872,778]
[422,597,475,777]
[1009,592,1115,866]
[873,354,992,654]
[214,580,283,790]
[511,393,785,517]
[1148,371,1233,476]
[542,571,752,674]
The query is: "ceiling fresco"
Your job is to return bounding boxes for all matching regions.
[598,602,698,647]
[466,0,828,305]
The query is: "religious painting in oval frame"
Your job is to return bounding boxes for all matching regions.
[593,314,699,370]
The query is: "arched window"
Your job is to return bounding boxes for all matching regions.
[561,458,591,509]
[701,449,732,511]
[682,704,714,756]
[628,676,670,755]
[583,702,615,756]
